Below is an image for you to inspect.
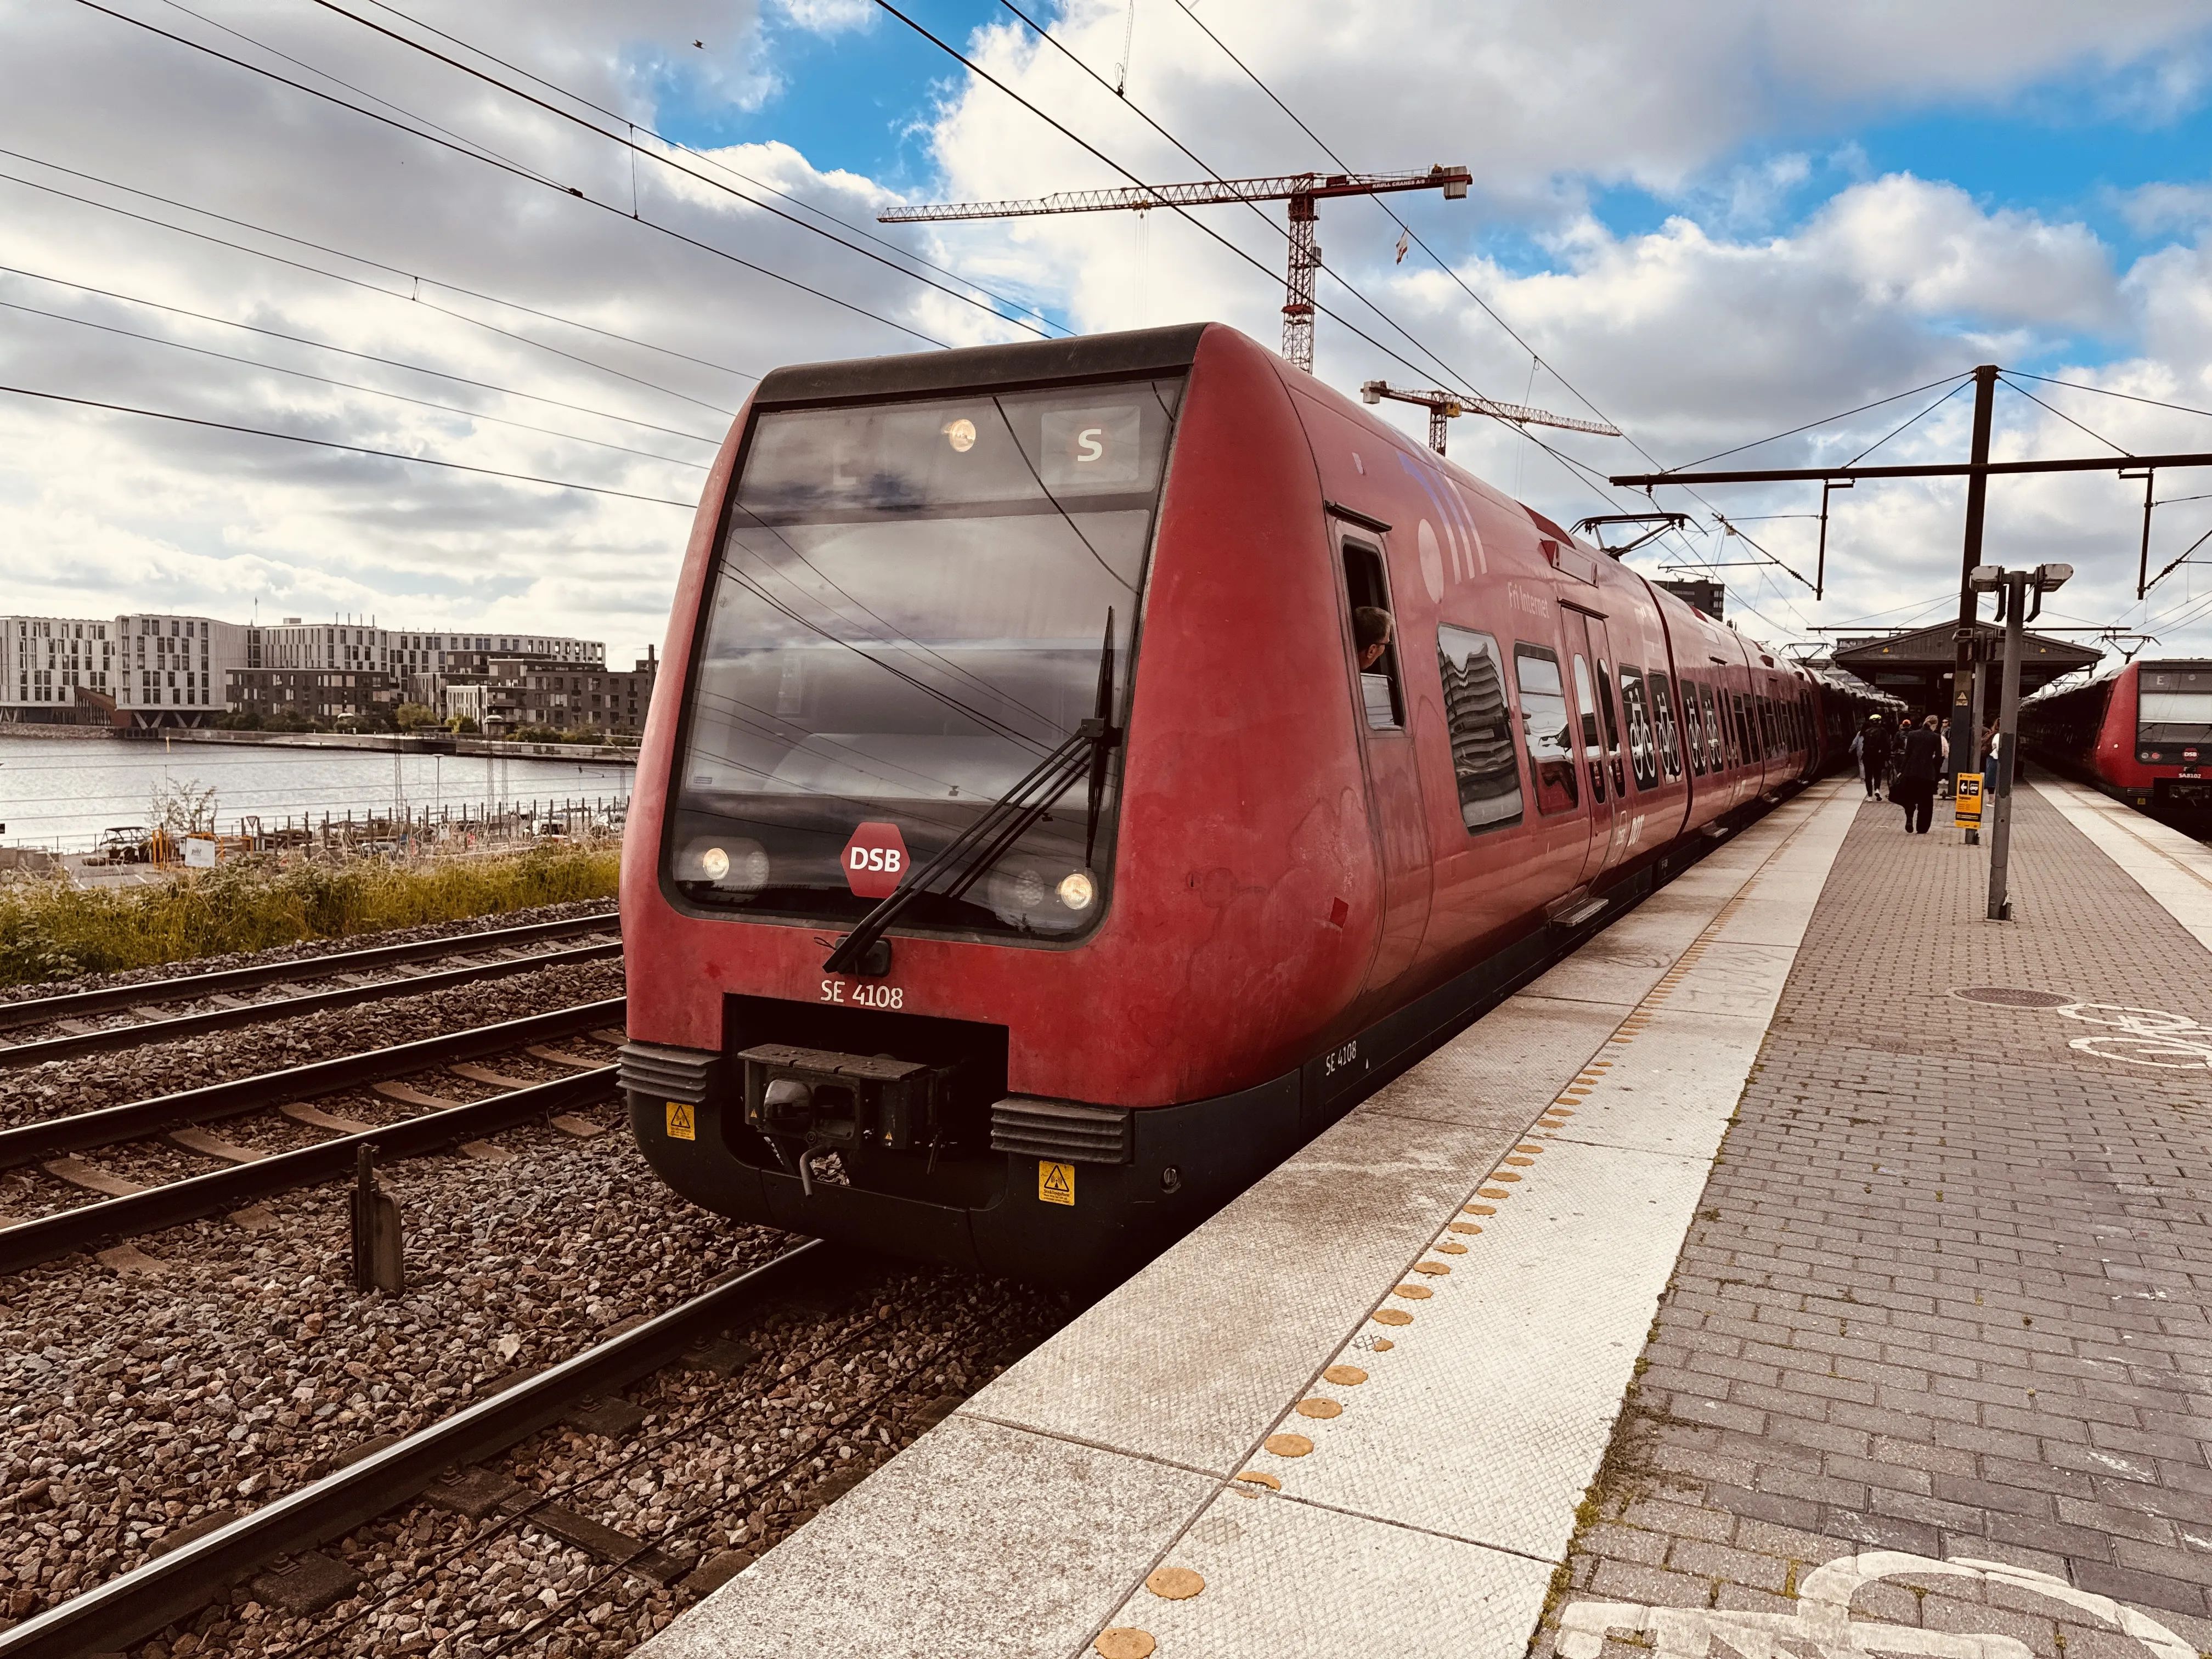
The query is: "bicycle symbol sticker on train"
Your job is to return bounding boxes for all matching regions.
[1559,1549,2195,1659]
[1037,1160,1075,1206]
[665,1102,697,1141]
[2056,1002,2212,1070]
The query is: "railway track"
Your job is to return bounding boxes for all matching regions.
[0,911,620,1068]
[0,1241,843,1659]
[0,997,627,1273]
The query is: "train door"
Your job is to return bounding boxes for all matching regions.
[1339,528,1431,992]
[1557,605,1618,887]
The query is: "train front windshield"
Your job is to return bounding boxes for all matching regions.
[667,377,1183,940]
[2139,669,2212,746]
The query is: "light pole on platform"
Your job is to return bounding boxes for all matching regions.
[1968,560,2072,922]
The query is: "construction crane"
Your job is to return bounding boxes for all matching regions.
[881,166,1472,374]
[1361,380,1624,453]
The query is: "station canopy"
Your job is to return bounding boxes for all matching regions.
[1831,620,2100,719]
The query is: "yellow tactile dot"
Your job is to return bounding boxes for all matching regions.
[1392,1283,1432,1300]
[1504,1156,1534,1167]
[1236,1471,1282,1491]
[1435,1240,1468,1254]
[1266,1432,1314,1455]
[1547,1108,1576,1117]
[1372,1338,1395,1351]
[1477,1187,1509,1199]
[1414,1260,1451,1275]
[1372,1309,1412,1327]
[1295,1397,1342,1419]
[1515,1144,1545,1154]
[1463,1203,1496,1215]
[1448,1221,1482,1234]
[1147,1567,1205,1600]
[1096,1630,1156,1659]
[1324,1364,1368,1385]
[1489,1171,1523,1182]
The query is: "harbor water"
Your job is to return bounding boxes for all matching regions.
[0,736,635,851]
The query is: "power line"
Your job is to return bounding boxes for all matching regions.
[1997,374,2134,458]
[0,383,698,507]
[1146,0,1813,623]
[0,290,710,470]
[0,148,742,420]
[2006,370,2212,427]
[879,0,1671,565]
[72,0,950,348]
[0,259,719,445]
[1164,0,1639,449]
[346,0,1070,340]
[302,0,1059,340]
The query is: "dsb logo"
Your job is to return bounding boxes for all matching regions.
[840,821,909,899]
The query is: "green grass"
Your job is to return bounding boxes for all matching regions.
[0,844,621,987]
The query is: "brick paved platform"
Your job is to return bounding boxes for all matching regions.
[1539,784,2212,1659]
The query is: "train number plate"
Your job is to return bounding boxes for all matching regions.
[1038,1160,1075,1206]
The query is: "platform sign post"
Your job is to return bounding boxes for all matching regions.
[1953,772,1984,832]
[1972,561,2071,923]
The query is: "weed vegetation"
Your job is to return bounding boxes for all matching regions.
[0,843,620,987]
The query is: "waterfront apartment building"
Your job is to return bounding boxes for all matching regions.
[1,615,117,724]
[479,650,657,735]
[2,610,617,730]
[117,613,253,725]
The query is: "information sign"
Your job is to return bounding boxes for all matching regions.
[1954,772,1984,830]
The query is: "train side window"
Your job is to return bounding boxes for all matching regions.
[1618,665,1660,790]
[1649,670,1683,780]
[1570,653,1607,802]
[1732,692,1751,765]
[1341,539,1402,730]
[1700,682,1723,771]
[1436,626,1524,833]
[1513,644,1578,815]
[1680,676,1706,776]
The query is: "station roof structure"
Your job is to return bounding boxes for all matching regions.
[1831,619,2099,714]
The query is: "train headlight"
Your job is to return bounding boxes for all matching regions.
[700,845,730,881]
[943,417,977,453]
[681,838,768,893]
[1057,870,1096,911]
[1013,868,1046,908]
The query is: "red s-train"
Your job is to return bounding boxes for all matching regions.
[618,322,1874,1284]
[2022,660,2212,820]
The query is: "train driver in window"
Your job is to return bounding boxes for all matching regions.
[1355,606,1393,670]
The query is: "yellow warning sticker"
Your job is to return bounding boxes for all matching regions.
[666,1101,696,1141]
[1038,1159,1075,1206]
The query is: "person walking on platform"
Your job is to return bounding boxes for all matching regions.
[1895,715,1944,834]
[1854,716,1891,799]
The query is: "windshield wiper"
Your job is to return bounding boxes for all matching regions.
[823,611,1120,977]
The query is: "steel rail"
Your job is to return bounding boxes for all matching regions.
[0,938,622,1068]
[0,1240,834,1659]
[0,996,625,1170]
[0,1063,621,1274]
[0,909,617,1036]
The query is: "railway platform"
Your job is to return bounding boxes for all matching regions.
[637,772,2212,1659]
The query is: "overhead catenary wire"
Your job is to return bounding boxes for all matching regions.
[1149,0,1798,624]
[0,259,721,445]
[0,294,711,470]
[73,0,952,348]
[345,0,1070,339]
[879,0,1724,611]
[0,142,755,387]
[0,150,742,422]
[301,0,1061,341]
[0,383,699,507]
